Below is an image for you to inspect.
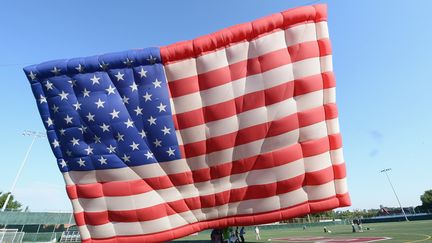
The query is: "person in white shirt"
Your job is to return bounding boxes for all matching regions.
[255,226,261,240]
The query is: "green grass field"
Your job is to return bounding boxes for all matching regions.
[174,220,432,242]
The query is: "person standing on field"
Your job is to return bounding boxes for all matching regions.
[255,226,261,240]
[239,227,245,243]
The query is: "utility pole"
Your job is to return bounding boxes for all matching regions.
[1,130,45,212]
[380,168,409,221]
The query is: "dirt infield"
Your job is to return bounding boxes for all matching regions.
[270,236,391,242]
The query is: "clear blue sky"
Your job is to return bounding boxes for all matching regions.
[1,0,431,211]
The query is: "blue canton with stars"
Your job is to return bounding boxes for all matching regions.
[24,48,181,172]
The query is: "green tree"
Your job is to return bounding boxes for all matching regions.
[0,192,22,211]
[420,189,432,209]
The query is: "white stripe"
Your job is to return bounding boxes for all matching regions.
[304,180,336,201]
[330,148,344,165]
[320,55,333,73]
[324,87,336,104]
[196,48,230,74]
[315,21,329,39]
[79,185,341,239]
[299,120,328,143]
[165,22,327,81]
[171,55,331,114]
[335,178,348,194]
[77,226,91,241]
[303,151,332,173]
[326,117,340,135]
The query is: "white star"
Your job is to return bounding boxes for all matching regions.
[166,147,176,156]
[28,71,37,80]
[98,156,107,165]
[157,103,167,112]
[51,139,60,148]
[73,101,82,110]
[152,79,162,88]
[144,151,154,159]
[94,135,101,143]
[100,123,110,132]
[143,92,152,102]
[45,81,54,90]
[75,64,85,73]
[138,67,147,78]
[70,137,80,146]
[130,141,140,151]
[129,82,138,92]
[84,146,93,155]
[99,61,109,70]
[122,95,129,104]
[95,98,105,109]
[77,158,86,167]
[86,112,95,122]
[138,129,146,138]
[123,58,134,66]
[66,150,72,156]
[134,106,143,116]
[161,126,171,135]
[39,95,47,104]
[107,145,116,153]
[78,125,87,134]
[51,67,61,75]
[153,139,162,147]
[45,117,53,127]
[64,115,73,124]
[147,55,157,64]
[115,132,124,141]
[115,72,124,81]
[59,129,66,136]
[124,119,134,128]
[106,85,116,95]
[147,116,157,125]
[121,154,130,162]
[59,90,69,100]
[109,109,120,119]
[90,75,100,85]
[51,105,59,113]
[59,159,67,168]
[82,88,91,97]
[68,79,77,87]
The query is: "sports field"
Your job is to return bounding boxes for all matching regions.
[174,220,432,242]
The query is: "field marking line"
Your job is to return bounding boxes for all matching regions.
[404,234,432,243]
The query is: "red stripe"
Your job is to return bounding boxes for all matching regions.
[74,168,345,226]
[168,40,328,98]
[66,179,154,200]
[67,133,343,200]
[80,194,350,242]
[161,5,327,64]
[174,73,335,130]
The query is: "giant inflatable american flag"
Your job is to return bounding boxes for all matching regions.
[24,4,350,242]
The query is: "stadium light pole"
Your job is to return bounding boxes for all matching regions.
[379,168,409,222]
[1,130,46,212]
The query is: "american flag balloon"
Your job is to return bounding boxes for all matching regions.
[24,4,350,242]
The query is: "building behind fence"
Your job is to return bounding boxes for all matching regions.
[0,211,77,242]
